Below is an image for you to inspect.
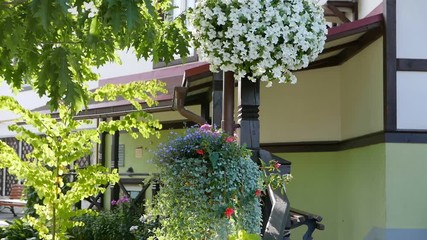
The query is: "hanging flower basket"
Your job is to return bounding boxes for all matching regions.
[189,0,327,86]
[151,125,263,239]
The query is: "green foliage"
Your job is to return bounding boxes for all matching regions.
[0,218,39,240]
[0,80,166,239]
[228,230,261,240]
[69,197,159,240]
[151,124,263,239]
[260,160,293,194]
[0,0,190,111]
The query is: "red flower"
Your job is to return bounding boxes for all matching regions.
[225,207,234,218]
[255,189,262,197]
[225,136,235,143]
[274,162,281,170]
[196,149,204,155]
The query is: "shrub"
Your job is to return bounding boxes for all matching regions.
[0,218,39,240]
[69,197,158,240]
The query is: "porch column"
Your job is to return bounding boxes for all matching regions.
[222,71,235,135]
[111,117,120,203]
[212,71,223,128]
[99,118,107,208]
[237,77,260,150]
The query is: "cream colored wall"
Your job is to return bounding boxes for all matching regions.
[397,71,427,130]
[340,38,383,140]
[259,67,341,143]
[358,0,383,18]
[396,0,427,59]
[153,105,201,123]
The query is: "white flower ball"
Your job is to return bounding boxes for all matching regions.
[189,0,327,86]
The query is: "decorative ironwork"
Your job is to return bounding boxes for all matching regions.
[1,138,19,196]
[0,169,3,196]
[3,137,19,154]
[21,141,34,161]
[5,169,17,196]
[76,155,91,169]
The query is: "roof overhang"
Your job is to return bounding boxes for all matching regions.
[304,13,384,70]
[32,14,384,120]
[33,62,207,120]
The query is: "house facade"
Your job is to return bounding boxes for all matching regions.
[1,0,426,239]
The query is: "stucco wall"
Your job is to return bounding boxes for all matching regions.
[397,72,427,130]
[385,143,427,229]
[340,38,383,140]
[259,67,341,143]
[396,0,427,59]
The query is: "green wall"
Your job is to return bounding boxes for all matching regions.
[386,143,427,229]
[279,144,386,240]
[103,128,184,208]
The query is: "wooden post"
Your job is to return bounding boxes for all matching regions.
[237,78,291,239]
[222,71,235,135]
[99,118,107,208]
[111,117,120,203]
[237,77,260,150]
[212,71,223,128]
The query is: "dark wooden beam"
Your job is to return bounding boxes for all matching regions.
[334,26,383,64]
[222,71,235,135]
[396,59,427,71]
[326,4,351,23]
[212,71,223,128]
[384,0,397,131]
[260,131,427,153]
[303,55,341,70]
[321,40,359,54]
[111,117,120,203]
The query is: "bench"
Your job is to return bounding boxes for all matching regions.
[0,184,26,217]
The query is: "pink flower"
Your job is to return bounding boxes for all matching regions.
[111,200,117,206]
[225,207,234,218]
[225,136,235,143]
[255,189,262,197]
[196,149,204,155]
[274,162,281,170]
[200,124,212,132]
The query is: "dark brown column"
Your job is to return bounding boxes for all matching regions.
[222,71,235,135]
[212,71,223,128]
[111,117,120,203]
[237,77,260,150]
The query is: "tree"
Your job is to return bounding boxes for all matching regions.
[0,0,190,111]
[0,80,167,240]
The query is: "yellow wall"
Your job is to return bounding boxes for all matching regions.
[340,38,383,140]
[260,67,341,143]
[260,38,383,143]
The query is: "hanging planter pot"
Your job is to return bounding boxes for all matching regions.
[189,0,327,86]
[151,125,263,239]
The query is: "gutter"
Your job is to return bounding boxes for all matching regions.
[172,87,206,125]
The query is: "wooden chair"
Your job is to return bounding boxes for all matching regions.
[0,184,26,217]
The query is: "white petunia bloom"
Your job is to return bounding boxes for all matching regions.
[189,0,326,85]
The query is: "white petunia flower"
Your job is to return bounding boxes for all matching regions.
[190,0,326,86]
